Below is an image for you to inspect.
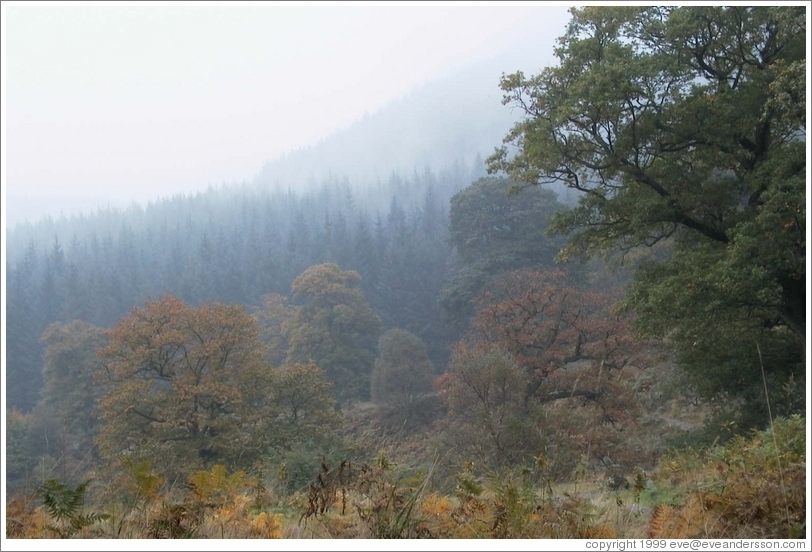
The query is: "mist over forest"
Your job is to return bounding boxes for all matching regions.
[4,5,806,542]
[5,40,555,406]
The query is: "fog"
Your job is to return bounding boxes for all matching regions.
[2,2,573,228]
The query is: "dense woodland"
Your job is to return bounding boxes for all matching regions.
[4,6,807,540]
[6,165,484,411]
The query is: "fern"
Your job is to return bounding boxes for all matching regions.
[250,511,283,538]
[649,415,806,538]
[189,464,255,507]
[6,494,50,538]
[147,502,202,539]
[120,456,163,499]
[38,479,86,523]
[36,478,109,538]
[648,503,672,538]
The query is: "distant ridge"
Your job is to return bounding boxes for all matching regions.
[251,32,560,195]
[6,22,568,234]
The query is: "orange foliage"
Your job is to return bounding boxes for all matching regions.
[441,269,654,474]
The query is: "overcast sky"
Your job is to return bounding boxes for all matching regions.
[2,1,574,228]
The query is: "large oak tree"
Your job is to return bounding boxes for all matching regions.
[438,269,650,476]
[96,296,276,480]
[488,6,806,426]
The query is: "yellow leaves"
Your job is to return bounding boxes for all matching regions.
[208,494,252,531]
[189,464,255,506]
[187,474,211,503]
[120,457,164,500]
[415,493,469,538]
[584,524,619,538]
[419,493,453,518]
[648,503,672,538]
[250,511,283,538]
[646,494,708,538]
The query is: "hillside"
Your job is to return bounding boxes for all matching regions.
[4,5,806,544]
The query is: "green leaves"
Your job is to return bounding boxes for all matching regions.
[441,177,566,328]
[37,478,109,537]
[488,6,806,428]
[371,329,435,415]
[39,321,107,438]
[266,362,341,449]
[38,479,89,523]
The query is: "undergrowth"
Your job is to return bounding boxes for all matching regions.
[647,415,806,538]
[5,416,806,539]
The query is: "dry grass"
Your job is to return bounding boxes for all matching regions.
[7,404,804,540]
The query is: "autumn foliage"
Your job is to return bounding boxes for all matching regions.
[284,263,382,403]
[96,296,276,481]
[437,269,653,477]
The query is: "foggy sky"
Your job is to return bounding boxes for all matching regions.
[2,1,573,228]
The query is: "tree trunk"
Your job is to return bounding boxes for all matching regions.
[780,276,806,344]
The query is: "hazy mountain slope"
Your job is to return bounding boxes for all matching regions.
[7,34,564,264]
[250,37,561,201]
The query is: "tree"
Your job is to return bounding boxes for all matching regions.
[284,263,383,404]
[96,296,275,481]
[6,242,46,412]
[264,362,345,493]
[6,409,39,494]
[266,362,341,451]
[487,6,805,426]
[440,177,567,329]
[436,345,544,470]
[371,329,435,418]
[39,321,108,438]
[438,269,652,476]
[24,321,110,484]
[372,198,457,369]
[448,177,565,269]
[470,269,647,397]
[254,292,295,366]
[40,236,66,324]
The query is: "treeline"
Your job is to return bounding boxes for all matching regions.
[5,161,503,412]
[6,164,589,496]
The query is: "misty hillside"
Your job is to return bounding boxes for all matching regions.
[253,57,514,195]
[5,40,573,411]
[5,38,576,411]
[251,28,563,188]
[6,36,566,262]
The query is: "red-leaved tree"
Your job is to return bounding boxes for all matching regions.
[439,269,655,477]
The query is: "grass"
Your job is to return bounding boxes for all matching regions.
[6,392,805,539]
